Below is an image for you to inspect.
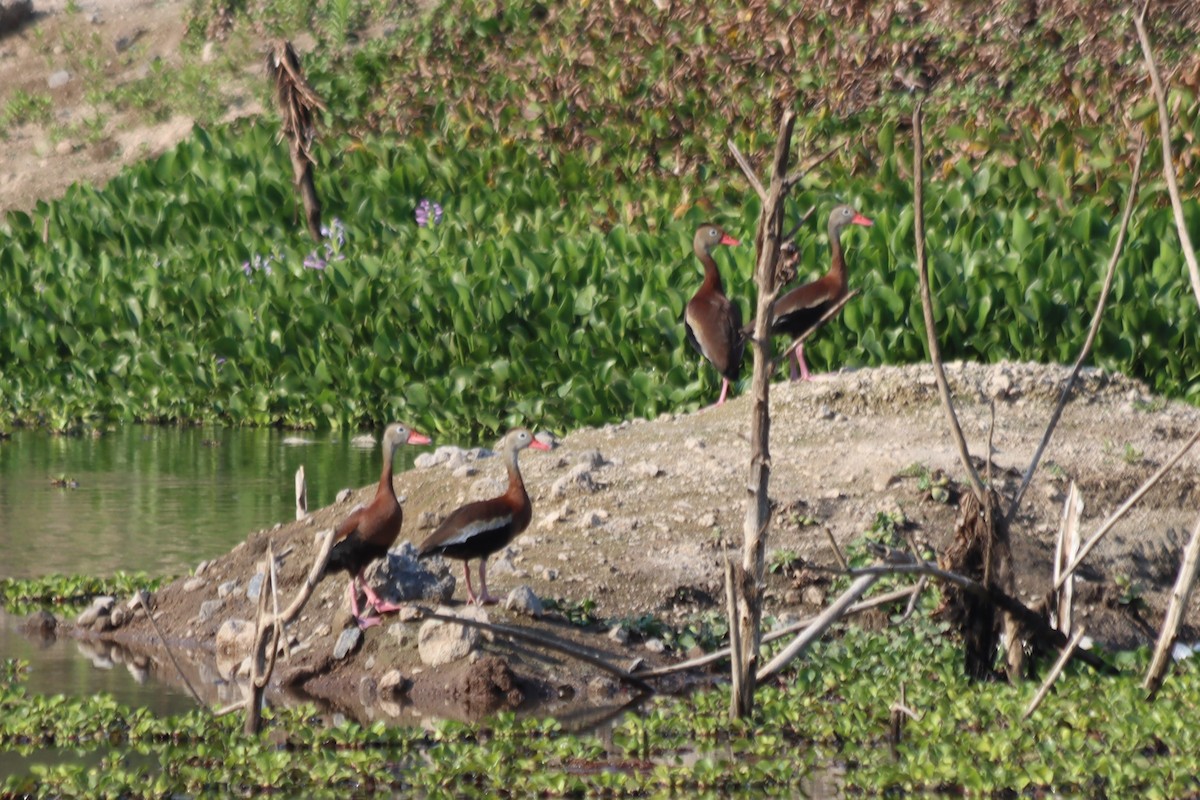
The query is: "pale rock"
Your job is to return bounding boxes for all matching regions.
[379,669,409,695]
[414,447,453,469]
[452,464,478,479]
[540,567,559,582]
[246,572,265,600]
[417,607,483,666]
[417,511,441,530]
[387,622,417,646]
[579,509,608,529]
[76,596,115,628]
[108,607,127,628]
[217,580,238,598]
[350,433,376,448]
[684,437,705,450]
[182,577,206,593]
[644,638,666,654]
[194,560,210,577]
[197,599,224,623]
[607,625,629,644]
[368,542,455,603]
[802,586,826,606]
[697,511,717,528]
[333,627,362,660]
[335,488,353,503]
[48,70,69,89]
[632,461,663,478]
[576,449,606,468]
[504,585,543,617]
[552,464,601,498]
[215,618,255,662]
[201,40,217,63]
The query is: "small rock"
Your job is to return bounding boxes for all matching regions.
[76,596,115,628]
[577,449,606,468]
[335,488,353,503]
[588,676,617,700]
[802,586,825,606]
[418,608,482,666]
[201,40,217,63]
[387,622,416,646]
[379,669,410,696]
[644,638,666,654]
[540,567,560,582]
[697,511,717,528]
[607,625,629,644]
[246,572,265,600]
[417,511,441,529]
[215,619,254,662]
[685,437,706,450]
[197,599,224,623]
[818,404,835,420]
[632,461,664,478]
[217,580,238,599]
[182,577,206,593]
[504,585,543,617]
[579,510,608,529]
[414,448,452,469]
[552,464,600,497]
[194,560,210,577]
[452,464,478,479]
[350,433,376,448]
[48,70,70,89]
[54,139,75,156]
[333,627,363,660]
[108,607,127,628]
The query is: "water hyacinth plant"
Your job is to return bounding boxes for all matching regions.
[415,198,442,227]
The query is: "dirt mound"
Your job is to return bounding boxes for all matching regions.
[58,360,1200,720]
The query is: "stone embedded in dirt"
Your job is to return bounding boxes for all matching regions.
[217,579,238,599]
[578,509,608,529]
[643,638,666,654]
[504,585,543,618]
[378,669,411,697]
[631,461,664,478]
[551,464,602,498]
[335,488,353,503]
[685,437,705,451]
[47,69,70,89]
[333,627,363,660]
[197,599,224,623]
[607,625,629,644]
[587,676,617,700]
[215,618,254,662]
[109,607,127,628]
[697,511,717,528]
[540,567,559,582]
[414,447,453,469]
[452,464,478,479]
[246,572,265,600]
[76,596,115,629]
[182,577,206,593]
[418,606,485,666]
[387,621,417,647]
[369,542,456,603]
[416,511,441,529]
[576,448,606,468]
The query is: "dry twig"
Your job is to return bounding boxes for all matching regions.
[1005,136,1145,525]
[1023,626,1087,720]
[1144,510,1200,696]
[136,590,208,710]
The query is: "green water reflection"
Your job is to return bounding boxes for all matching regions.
[0,426,422,579]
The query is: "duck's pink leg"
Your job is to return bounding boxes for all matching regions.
[476,559,499,605]
[790,345,813,382]
[361,572,403,614]
[347,578,381,629]
[462,562,478,605]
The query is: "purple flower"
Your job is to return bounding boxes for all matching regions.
[304,252,327,270]
[415,199,443,227]
[242,261,252,276]
[215,357,227,366]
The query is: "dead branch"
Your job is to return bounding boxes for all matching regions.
[783,143,842,191]
[632,585,918,680]
[847,557,1114,674]
[1055,427,1200,590]
[1005,136,1146,525]
[756,573,880,683]
[781,205,816,243]
[824,527,849,572]
[769,290,859,375]
[723,551,744,706]
[1052,483,1083,634]
[1144,509,1200,696]
[728,140,768,202]
[295,466,307,521]
[1023,626,1087,720]
[1134,9,1200,310]
[911,97,986,503]
[727,109,801,719]
[267,40,327,242]
[244,528,336,734]
[136,590,208,711]
[412,607,652,693]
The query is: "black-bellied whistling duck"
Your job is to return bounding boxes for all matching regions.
[769,205,873,380]
[684,224,743,406]
[417,428,550,605]
[324,422,431,628]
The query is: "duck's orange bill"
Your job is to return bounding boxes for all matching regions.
[720,233,740,246]
[852,213,874,227]
[407,431,432,445]
[530,440,552,451]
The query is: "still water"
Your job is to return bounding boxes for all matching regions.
[0,425,422,580]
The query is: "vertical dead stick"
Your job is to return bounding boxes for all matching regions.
[1056,428,1200,589]
[911,98,986,503]
[756,573,880,684]
[824,527,849,572]
[1133,9,1200,310]
[723,551,743,706]
[1053,483,1083,634]
[295,466,307,521]
[1023,626,1087,720]
[728,110,799,719]
[1144,510,1200,696]
[1005,136,1145,525]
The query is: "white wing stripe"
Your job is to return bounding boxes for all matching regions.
[441,515,512,546]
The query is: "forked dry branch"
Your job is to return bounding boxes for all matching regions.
[267,40,327,242]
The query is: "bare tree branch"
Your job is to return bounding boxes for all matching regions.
[727,140,768,203]
[783,143,842,191]
[1023,626,1087,720]
[1055,427,1200,590]
[1133,11,1200,310]
[911,97,986,502]
[1144,509,1200,696]
[1005,135,1146,525]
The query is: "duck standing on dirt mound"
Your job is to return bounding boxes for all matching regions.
[768,204,872,380]
[323,422,431,628]
[684,223,744,406]
[417,428,550,605]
